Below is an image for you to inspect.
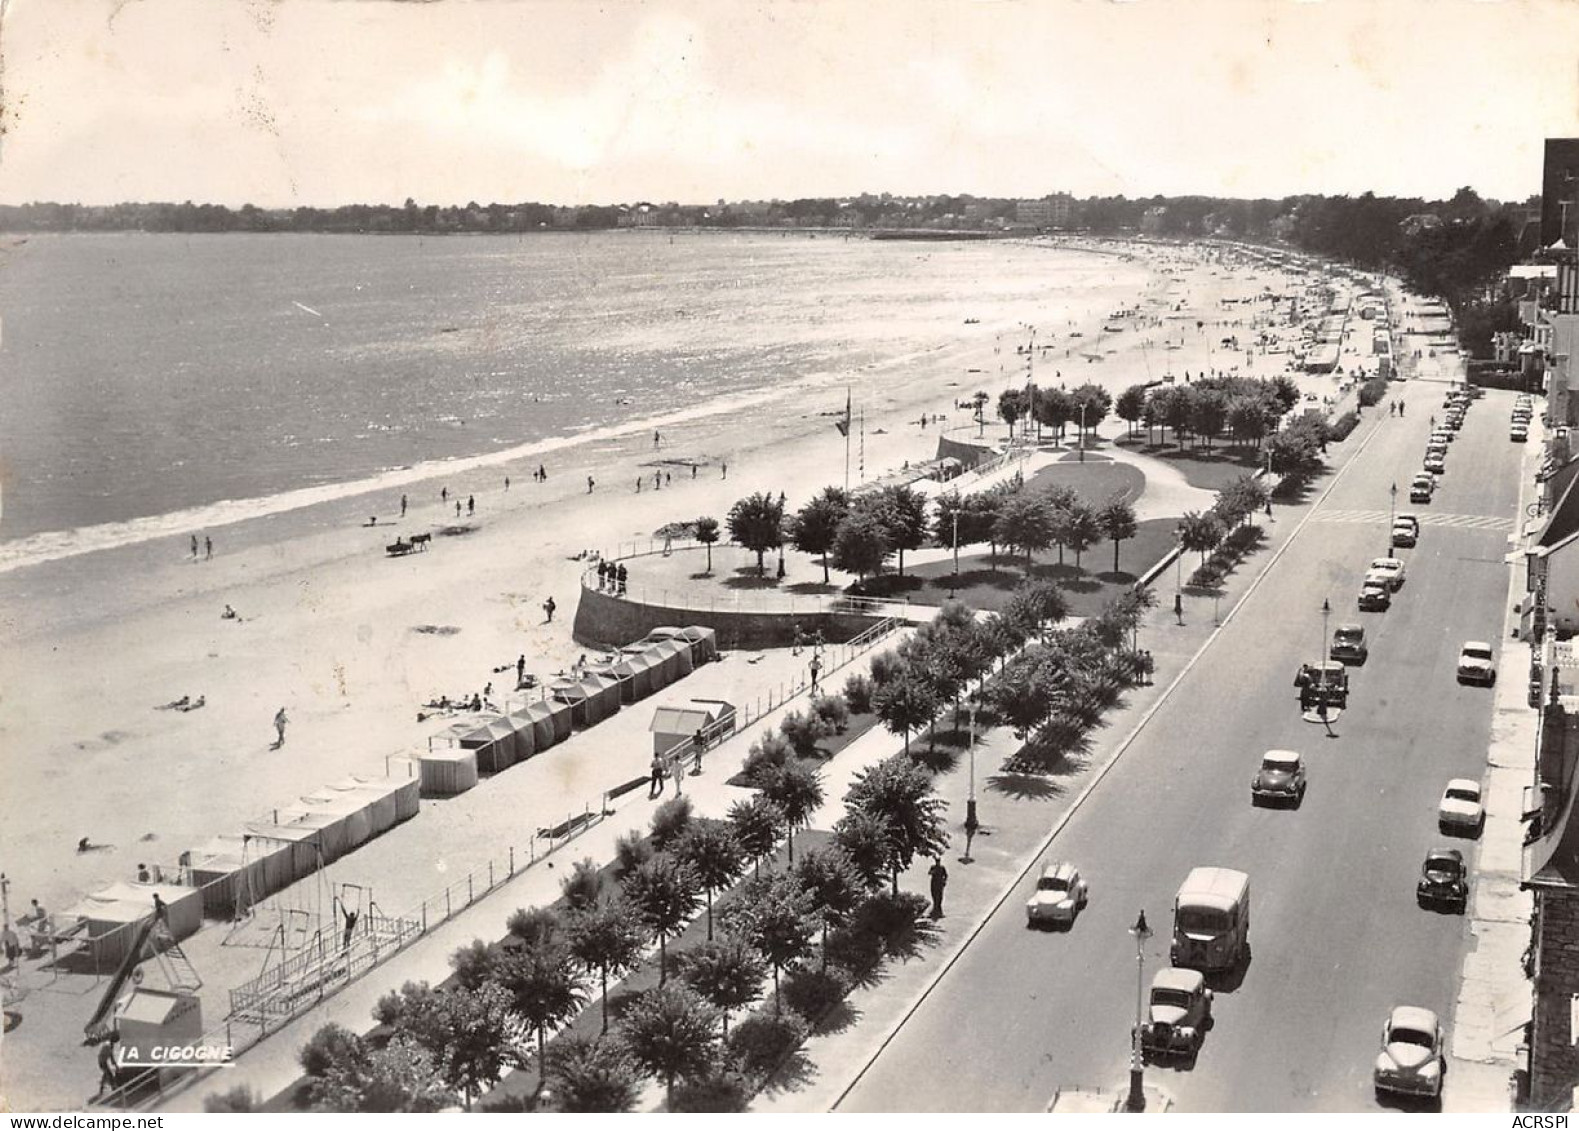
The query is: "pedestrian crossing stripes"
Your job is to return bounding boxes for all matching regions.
[1309,508,1513,532]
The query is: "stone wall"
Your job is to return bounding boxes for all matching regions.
[573,580,886,651]
[1533,892,1579,1105]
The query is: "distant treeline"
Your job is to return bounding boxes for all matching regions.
[0,187,1532,355]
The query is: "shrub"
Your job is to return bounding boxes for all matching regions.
[1189,563,1223,589]
[812,693,850,733]
[843,673,874,714]
[822,921,884,977]
[1357,377,1389,407]
[850,890,929,941]
[299,1023,364,1078]
[868,652,902,688]
[651,795,695,851]
[613,830,654,880]
[779,709,831,757]
[204,1085,259,1113]
[725,1010,811,1084]
[741,732,793,783]
[780,966,852,1026]
[1326,410,1360,441]
[669,1070,751,1113]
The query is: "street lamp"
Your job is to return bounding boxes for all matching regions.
[1127,910,1153,1112]
[1388,482,1397,551]
[1078,401,1089,462]
[950,508,961,597]
[1317,597,1332,707]
[963,697,980,862]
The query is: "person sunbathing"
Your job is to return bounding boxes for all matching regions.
[177,695,206,712]
[156,695,191,710]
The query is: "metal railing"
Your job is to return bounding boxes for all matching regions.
[581,563,908,620]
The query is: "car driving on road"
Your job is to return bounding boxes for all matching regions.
[1457,641,1496,685]
[1251,750,1307,807]
[1025,862,1088,928]
[1438,779,1485,836]
[1373,1006,1445,1100]
[1137,967,1214,1061]
[1369,557,1406,590]
[1331,623,1368,663]
[1416,847,1468,913]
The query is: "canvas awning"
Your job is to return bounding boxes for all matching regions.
[622,644,673,691]
[680,625,719,664]
[300,790,374,854]
[65,882,202,964]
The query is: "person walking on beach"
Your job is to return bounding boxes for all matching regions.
[467,495,475,516]
[636,477,643,493]
[654,430,661,449]
[205,536,213,561]
[400,494,408,518]
[441,487,448,503]
[455,501,462,518]
[504,476,510,492]
[587,475,595,494]
[517,655,526,686]
[665,471,671,487]
[721,460,728,479]
[543,596,556,623]
[272,708,288,749]
[654,471,662,490]
[539,463,546,481]
[190,534,199,560]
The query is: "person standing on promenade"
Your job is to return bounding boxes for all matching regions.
[617,564,628,595]
[1174,593,1184,625]
[808,654,822,692]
[400,494,408,518]
[272,707,288,749]
[649,754,666,798]
[441,486,448,503]
[928,859,948,918]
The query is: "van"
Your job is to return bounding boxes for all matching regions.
[1171,866,1250,973]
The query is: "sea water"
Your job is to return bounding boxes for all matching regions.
[0,231,1137,571]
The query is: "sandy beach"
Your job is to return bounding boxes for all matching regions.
[0,236,1357,1107]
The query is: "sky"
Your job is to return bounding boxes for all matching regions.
[1,0,1577,209]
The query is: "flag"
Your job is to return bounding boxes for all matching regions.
[835,387,852,436]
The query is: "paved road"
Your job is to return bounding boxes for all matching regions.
[839,383,1526,1112]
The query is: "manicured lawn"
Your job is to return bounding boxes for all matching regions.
[867,516,1179,618]
[1112,434,1265,492]
[1023,456,1145,507]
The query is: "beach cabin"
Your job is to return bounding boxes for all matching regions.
[679,625,719,665]
[649,698,736,757]
[460,715,522,773]
[609,650,662,702]
[242,820,325,888]
[550,673,622,728]
[64,881,203,966]
[586,662,636,704]
[183,835,275,918]
[622,644,674,692]
[416,747,479,797]
[646,638,695,681]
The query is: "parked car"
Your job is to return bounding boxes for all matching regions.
[1416,847,1468,912]
[1295,660,1349,708]
[1136,967,1214,1061]
[1373,1006,1445,1100]
[1391,520,1417,549]
[1025,861,1089,928]
[1423,453,1446,474]
[1457,641,1496,685]
[1511,423,1529,442]
[1251,749,1307,806]
[1369,558,1406,590]
[1358,577,1392,611]
[1410,475,1434,503]
[1331,623,1369,662]
[1438,779,1485,836]
[1395,513,1420,539]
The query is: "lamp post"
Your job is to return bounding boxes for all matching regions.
[951,508,961,597]
[1388,482,1397,551]
[1318,597,1332,704]
[963,698,980,862]
[1127,910,1153,1111]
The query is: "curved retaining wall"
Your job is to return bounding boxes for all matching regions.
[573,580,885,651]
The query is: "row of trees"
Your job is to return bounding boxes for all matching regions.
[715,472,1141,588]
[1108,374,1303,452]
[996,382,1114,443]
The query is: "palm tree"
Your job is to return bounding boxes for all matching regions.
[693,516,721,574]
[758,760,825,863]
[843,754,950,894]
[725,492,785,575]
[673,821,745,940]
[566,900,645,1033]
[494,941,586,1093]
[621,856,700,985]
[620,985,720,1109]
[1097,496,1138,574]
[727,795,784,878]
[679,938,765,1037]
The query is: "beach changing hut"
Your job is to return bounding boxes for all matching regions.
[586,662,636,704]
[622,644,673,693]
[184,835,272,918]
[649,698,736,757]
[610,649,663,701]
[645,638,694,681]
[679,625,719,664]
[461,715,522,773]
[416,747,479,797]
[242,820,325,887]
[65,881,203,965]
[550,672,622,728]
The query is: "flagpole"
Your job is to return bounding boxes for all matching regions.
[844,386,851,492]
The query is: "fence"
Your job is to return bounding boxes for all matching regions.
[581,563,910,621]
[734,616,901,731]
[97,797,609,1112]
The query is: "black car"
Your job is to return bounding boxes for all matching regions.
[1416,847,1467,913]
